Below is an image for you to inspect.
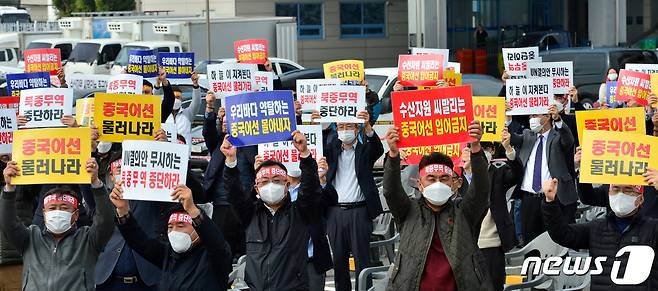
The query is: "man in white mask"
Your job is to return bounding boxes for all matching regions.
[163,72,200,145]
[542,179,658,290]
[382,120,494,291]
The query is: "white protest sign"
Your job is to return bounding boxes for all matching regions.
[120,140,189,202]
[258,125,323,173]
[447,62,461,73]
[254,71,274,92]
[625,63,658,75]
[66,74,110,91]
[19,87,73,128]
[207,63,257,105]
[106,74,143,95]
[161,123,178,143]
[0,109,16,154]
[297,79,342,112]
[411,47,449,68]
[527,61,573,94]
[505,77,554,115]
[317,85,366,123]
[502,47,539,77]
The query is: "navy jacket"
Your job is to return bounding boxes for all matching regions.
[202,111,228,205]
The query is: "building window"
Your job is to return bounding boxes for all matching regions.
[276,3,323,39]
[339,2,386,38]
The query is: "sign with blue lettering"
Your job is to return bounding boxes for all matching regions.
[6,72,51,97]
[158,52,194,79]
[226,91,297,147]
[127,49,158,78]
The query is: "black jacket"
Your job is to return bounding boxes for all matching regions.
[202,111,229,205]
[225,155,325,291]
[577,183,658,219]
[324,129,384,219]
[160,83,175,123]
[543,200,658,291]
[487,158,523,251]
[310,185,338,273]
[117,211,232,291]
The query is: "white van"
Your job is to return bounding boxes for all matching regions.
[110,41,183,75]
[18,38,79,69]
[64,39,128,75]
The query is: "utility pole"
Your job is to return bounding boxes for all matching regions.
[206,0,211,61]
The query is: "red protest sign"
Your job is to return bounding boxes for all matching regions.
[392,85,474,148]
[397,54,444,87]
[24,48,61,75]
[616,69,651,106]
[234,39,268,64]
[0,96,19,111]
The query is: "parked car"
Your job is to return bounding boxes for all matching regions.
[64,39,129,75]
[513,31,572,51]
[18,38,79,69]
[195,57,304,77]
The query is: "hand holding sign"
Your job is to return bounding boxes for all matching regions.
[87,158,100,186]
[192,71,199,87]
[386,127,400,158]
[171,185,200,217]
[574,146,582,169]
[643,168,658,188]
[254,155,264,170]
[158,67,169,87]
[154,129,168,142]
[61,115,77,128]
[318,157,328,183]
[501,127,512,151]
[221,136,237,164]
[109,183,129,216]
[542,178,558,202]
[3,161,18,190]
[292,130,310,158]
[468,120,483,153]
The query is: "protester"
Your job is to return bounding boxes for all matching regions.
[163,72,201,145]
[598,68,618,105]
[474,24,488,48]
[382,120,494,291]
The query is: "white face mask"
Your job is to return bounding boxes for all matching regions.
[484,151,493,163]
[555,101,564,113]
[529,117,544,133]
[608,73,618,81]
[422,181,453,206]
[609,192,639,217]
[337,129,356,144]
[168,230,193,253]
[45,210,73,234]
[173,99,182,110]
[97,141,112,154]
[288,169,302,178]
[258,183,286,205]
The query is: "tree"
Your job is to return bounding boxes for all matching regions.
[53,0,135,17]
[95,0,135,12]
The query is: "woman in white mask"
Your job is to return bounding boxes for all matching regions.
[598,68,618,105]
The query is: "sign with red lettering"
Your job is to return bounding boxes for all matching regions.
[296,79,342,111]
[401,143,465,165]
[19,88,73,129]
[234,39,268,64]
[258,125,323,173]
[316,85,366,123]
[392,85,474,148]
[615,69,651,106]
[397,54,444,87]
[526,61,573,94]
[23,48,61,75]
[0,96,20,112]
[207,63,257,105]
[502,47,539,77]
[107,74,143,95]
[254,71,274,92]
[505,78,554,115]
[0,109,16,154]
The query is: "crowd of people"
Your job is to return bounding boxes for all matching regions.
[0,53,658,291]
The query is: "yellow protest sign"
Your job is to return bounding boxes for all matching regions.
[651,74,658,108]
[76,98,94,127]
[473,97,506,141]
[580,130,657,185]
[94,93,161,142]
[575,107,645,144]
[12,127,91,185]
[323,60,364,81]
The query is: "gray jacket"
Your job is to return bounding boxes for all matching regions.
[383,151,494,291]
[0,185,113,291]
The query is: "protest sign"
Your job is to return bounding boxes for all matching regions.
[158,52,194,79]
[254,71,274,92]
[323,60,364,82]
[651,74,658,107]
[575,107,645,144]
[615,69,651,106]
[127,49,158,78]
[0,109,16,154]
[6,72,50,97]
[606,81,618,106]
[625,63,658,74]
[107,74,143,95]
[400,143,465,166]
[12,127,91,185]
[23,48,61,75]
[161,122,177,143]
[397,54,444,87]
[226,90,297,147]
[120,140,189,202]
[94,93,161,142]
[392,85,474,148]
[526,61,573,94]
[75,98,94,127]
[473,97,506,142]
[19,88,73,129]
[580,130,657,185]
[443,70,462,87]
[502,47,539,77]
[234,39,268,64]
[207,63,257,105]
[505,77,554,115]
[258,125,323,172]
[0,96,19,111]
[316,85,366,123]
[447,62,461,73]
[296,79,342,111]
[67,74,109,91]
[410,47,450,68]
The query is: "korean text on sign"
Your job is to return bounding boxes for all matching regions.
[158,52,195,79]
[625,63,658,74]
[234,39,268,64]
[121,140,189,202]
[207,63,257,104]
[258,125,324,173]
[575,107,645,144]
[76,98,95,127]
[94,93,161,142]
[505,77,554,115]
[296,79,342,111]
[651,74,658,106]
[502,47,539,77]
[127,49,158,78]
[392,85,474,148]
[472,96,506,142]
[254,71,274,92]
[19,88,73,129]
[12,127,91,185]
[606,81,618,106]
[0,96,20,112]
[23,48,61,75]
[67,74,109,91]
[107,74,144,95]
[410,47,450,68]
[397,54,444,87]
[615,69,651,106]
[526,61,573,94]
[226,90,297,147]
[316,85,366,123]
[580,130,657,186]
[401,143,465,165]
[6,72,50,97]
[0,109,16,154]
[323,60,364,81]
